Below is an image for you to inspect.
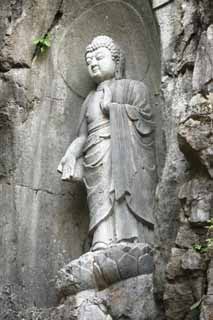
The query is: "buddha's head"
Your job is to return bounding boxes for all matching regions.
[85,35,125,84]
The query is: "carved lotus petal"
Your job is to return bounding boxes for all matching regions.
[118,253,138,279]
[138,253,154,275]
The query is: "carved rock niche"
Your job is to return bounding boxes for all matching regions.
[54,1,161,320]
[58,0,160,98]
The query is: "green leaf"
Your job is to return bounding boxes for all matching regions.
[33,38,40,45]
[193,243,208,253]
[193,244,202,251]
[43,39,51,47]
[190,298,203,311]
[207,238,213,247]
[32,33,51,55]
[208,218,213,225]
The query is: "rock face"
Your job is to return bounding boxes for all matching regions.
[20,275,159,320]
[0,0,213,319]
[200,260,213,320]
[0,0,161,315]
[154,1,213,320]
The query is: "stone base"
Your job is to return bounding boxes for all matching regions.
[19,243,162,319]
[20,274,161,320]
[56,242,154,297]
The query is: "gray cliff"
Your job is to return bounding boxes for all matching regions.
[0,0,212,319]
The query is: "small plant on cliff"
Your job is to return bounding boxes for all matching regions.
[206,218,213,250]
[33,33,51,55]
[192,243,208,254]
[190,297,204,320]
[193,218,213,254]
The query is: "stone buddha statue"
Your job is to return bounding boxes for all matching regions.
[58,36,156,251]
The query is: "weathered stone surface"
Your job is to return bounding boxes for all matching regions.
[21,274,162,320]
[166,248,186,280]
[178,94,213,179]
[164,282,194,320]
[200,259,213,320]
[163,173,210,319]
[181,249,206,271]
[176,0,199,74]
[101,275,159,320]
[56,243,154,296]
[118,253,138,279]
[152,0,173,10]
[58,34,157,249]
[0,0,160,310]
[94,243,154,284]
[79,302,112,320]
[94,253,120,288]
[178,177,213,224]
[206,260,213,295]
[192,25,213,93]
[0,0,90,308]
[164,278,206,320]
[200,295,213,320]
[153,71,190,300]
[138,253,154,275]
[154,0,178,71]
[56,251,96,296]
[1,0,212,319]
[175,224,200,248]
[0,284,25,320]
[59,0,161,98]
[0,0,63,71]
[154,2,213,319]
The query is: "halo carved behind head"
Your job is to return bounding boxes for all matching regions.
[85,35,126,80]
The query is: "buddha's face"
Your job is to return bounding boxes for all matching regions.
[86,47,116,84]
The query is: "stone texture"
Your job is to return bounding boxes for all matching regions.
[94,253,120,287]
[79,302,112,320]
[20,274,161,320]
[153,2,213,320]
[178,177,213,224]
[0,0,212,319]
[0,0,160,310]
[0,0,63,71]
[0,284,25,320]
[0,0,90,308]
[192,25,213,93]
[178,95,213,179]
[164,282,194,320]
[181,249,206,271]
[152,0,173,10]
[166,248,186,280]
[56,243,154,297]
[200,260,213,320]
[56,251,96,296]
[175,224,200,248]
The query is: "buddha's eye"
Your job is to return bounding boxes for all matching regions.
[96,54,104,61]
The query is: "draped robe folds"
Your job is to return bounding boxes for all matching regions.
[77,79,156,245]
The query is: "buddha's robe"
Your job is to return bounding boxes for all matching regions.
[77,79,156,247]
